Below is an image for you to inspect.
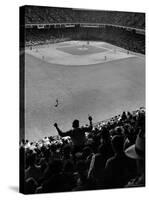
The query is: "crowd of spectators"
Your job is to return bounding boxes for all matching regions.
[23,6,145,54]
[81,26,145,54]
[25,26,145,54]
[25,28,72,46]
[20,107,145,194]
[24,6,145,30]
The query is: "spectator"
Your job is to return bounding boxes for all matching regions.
[104,135,133,188]
[73,160,91,191]
[88,144,107,188]
[62,160,76,190]
[125,130,145,187]
[41,159,67,193]
[99,127,114,160]
[25,153,42,184]
[121,111,127,121]
[54,116,93,156]
[62,144,73,162]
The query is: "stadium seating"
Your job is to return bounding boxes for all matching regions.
[20,108,145,193]
[21,6,145,194]
[25,26,145,54]
[23,6,145,54]
[25,6,145,29]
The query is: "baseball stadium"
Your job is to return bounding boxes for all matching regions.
[20,5,145,194]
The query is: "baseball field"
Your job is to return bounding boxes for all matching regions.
[25,41,145,141]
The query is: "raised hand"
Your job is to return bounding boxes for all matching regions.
[54,123,58,128]
[88,115,92,121]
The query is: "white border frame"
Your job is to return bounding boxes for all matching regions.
[0,0,148,199]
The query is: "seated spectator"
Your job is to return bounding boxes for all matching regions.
[88,144,107,188]
[62,160,76,190]
[99,127,114,160]
[114,126,124,136]
[121,111,127,121]
[123,125,136,150]
[104,135,133,188]
[62,144,72,161]
[125,130,145,187]
[25,153,42,184]
[136,111,145,131]
[73,160,92,191]
[41,159,68,193]
[82,146,93,160]
[81,146,94,169]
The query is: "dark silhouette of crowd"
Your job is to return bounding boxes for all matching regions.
[20,107,145,194]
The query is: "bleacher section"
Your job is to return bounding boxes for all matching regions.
[25,6,145,29]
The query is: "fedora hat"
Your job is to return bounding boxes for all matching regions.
[125,130,145,160]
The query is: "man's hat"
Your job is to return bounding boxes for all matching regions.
[125,131,145,160]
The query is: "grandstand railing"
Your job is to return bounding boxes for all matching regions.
[24,23,145,35]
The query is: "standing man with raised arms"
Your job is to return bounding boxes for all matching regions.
[54,115,93,156]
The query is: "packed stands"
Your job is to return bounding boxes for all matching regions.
[20,108,145,193]
[25,6,145,29]
[25,26,145,54]
[23,6,145,54]
[21,6,145,194]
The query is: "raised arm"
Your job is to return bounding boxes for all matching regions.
[88,115,93,129]
[83,115,93,132]
[53,123,71,137]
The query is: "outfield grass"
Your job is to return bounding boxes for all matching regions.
[25,41,145,141]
